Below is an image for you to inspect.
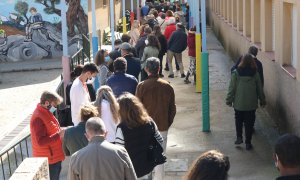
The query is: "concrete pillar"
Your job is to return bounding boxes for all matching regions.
[243,0,251,37]
[282,2,292,66]
[224,0,227,19]
[227,0,232,22]
[251,0,261,43]
[261,0,273,51]
[297,4,300,80]
[10,158,49,180]
[237,0,243,31]
[232,0,237,27]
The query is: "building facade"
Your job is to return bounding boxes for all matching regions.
[208,0,300,134]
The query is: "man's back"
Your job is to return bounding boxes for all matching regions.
[136,76,176,131]
[68,136,136,180]
[125,55,141,80]
[107,72,138,97]
[168,29,188,53]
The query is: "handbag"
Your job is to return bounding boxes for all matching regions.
[147,121,167,166]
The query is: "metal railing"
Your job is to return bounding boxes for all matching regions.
[70,34,91,71]
[0,134,31,180]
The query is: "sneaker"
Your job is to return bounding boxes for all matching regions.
[234,137,243,145]
[181,74,186,78]
[168,74,174,78]
[246,143,253,150]
[184,79,191,84]
[159,74,164,78]
[164,67,169,71]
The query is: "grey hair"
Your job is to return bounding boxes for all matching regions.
[85,117,106,135]
[146,57,160,75]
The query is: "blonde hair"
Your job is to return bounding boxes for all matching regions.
[40,91,63,105]
[132,20,140,29]
[80,104,99,122]
[94,86,119,124]
[117,93,150,128]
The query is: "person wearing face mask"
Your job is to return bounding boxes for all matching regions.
[70,63,99,126]
[95,49,112,89]
[274,134,300,180]
[30,91,65,180]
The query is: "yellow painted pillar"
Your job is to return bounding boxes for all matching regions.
[123,16,127,33]
[195,33,202,93]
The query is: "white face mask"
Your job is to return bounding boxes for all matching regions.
[145,39,149,45]
[86,77,95,84]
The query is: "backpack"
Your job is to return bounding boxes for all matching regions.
[147,18,159,29]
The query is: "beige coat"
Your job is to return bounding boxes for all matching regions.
[68,136,137,180]
[129,28,140,47]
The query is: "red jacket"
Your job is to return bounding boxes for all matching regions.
[164,24,177,41]
[30,104,65,164]
[187,31,196,57]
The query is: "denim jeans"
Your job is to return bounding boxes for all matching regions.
[49,161,62,180]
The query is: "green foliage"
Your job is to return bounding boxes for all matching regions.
[14,1,29,16]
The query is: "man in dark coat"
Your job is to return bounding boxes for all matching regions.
[166,23,187,78]
[121,42,141,81]
[106,57,138,97]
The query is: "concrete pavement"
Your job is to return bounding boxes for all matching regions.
[59,28,280,179]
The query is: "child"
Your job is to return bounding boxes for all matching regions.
[184,26,196,84]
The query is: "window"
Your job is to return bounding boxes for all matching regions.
[282,2,297,74]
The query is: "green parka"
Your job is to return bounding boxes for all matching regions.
[226,70,266,111]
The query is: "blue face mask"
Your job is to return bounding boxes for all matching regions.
[49,106,57,113]
[104,56,110,62]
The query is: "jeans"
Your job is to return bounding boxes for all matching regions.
[49,161,62,180]
[154,131,168,180]
[234,110,256,144]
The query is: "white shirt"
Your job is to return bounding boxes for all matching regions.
[70,77,90,125]
[101,99,118,142]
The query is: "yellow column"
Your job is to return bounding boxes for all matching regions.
[123,17,127,33]
[196,33,202,93]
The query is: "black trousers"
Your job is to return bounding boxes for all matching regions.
[234,109,256,144]
[158,54,164,75]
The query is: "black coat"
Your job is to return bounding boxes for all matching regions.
[118,121,154,177]
[124,54,141,81]
[135,34,148,59]
[157,34,168,57]
[167,29,187,53]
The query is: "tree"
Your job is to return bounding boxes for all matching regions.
[35,0,61,16]
[14,1,29,24]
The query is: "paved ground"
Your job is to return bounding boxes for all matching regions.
[60,28,280,179]
[0,28,280,179]
[0,59,62,143]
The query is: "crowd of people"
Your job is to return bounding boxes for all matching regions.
[28,1,300,180]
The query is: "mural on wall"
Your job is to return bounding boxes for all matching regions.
[0,0,88,62]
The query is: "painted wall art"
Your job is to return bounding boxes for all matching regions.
[0,0,88,62]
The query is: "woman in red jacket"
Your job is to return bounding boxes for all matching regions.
[184,26,196,84]
[164,17,177,41]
